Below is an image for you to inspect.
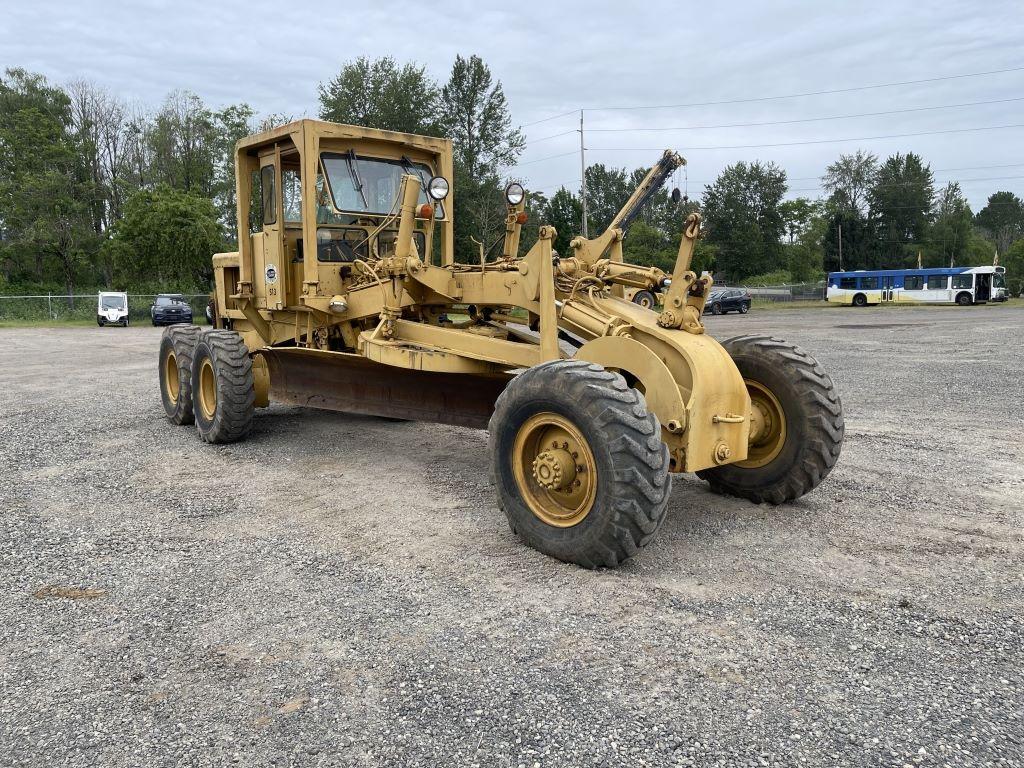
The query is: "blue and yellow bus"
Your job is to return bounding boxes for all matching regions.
[826,265,1007,307]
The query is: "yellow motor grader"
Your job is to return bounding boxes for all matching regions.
[158,119,844,568]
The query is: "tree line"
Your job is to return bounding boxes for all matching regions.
[2,59,1023,300]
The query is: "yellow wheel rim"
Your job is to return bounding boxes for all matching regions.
[512,412,598,528]
[738,379,786,468]
[198,358,217,421]
[164,350,180,403]
[638,295,653,309]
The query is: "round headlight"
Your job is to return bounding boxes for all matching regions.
[505,182,525,206]
[427,176,449,200]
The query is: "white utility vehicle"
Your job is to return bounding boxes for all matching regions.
[97,292,129,326]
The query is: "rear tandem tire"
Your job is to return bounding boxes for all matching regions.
[159,324,202,425]
[191,330,254,444]
[489,360,671,569]
[697,335,844,504]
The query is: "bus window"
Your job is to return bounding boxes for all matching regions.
[927,275,949,290]
[860,276,879,289]
[839,277,857,289]
[952,274,973,289]
[904,275,924,290]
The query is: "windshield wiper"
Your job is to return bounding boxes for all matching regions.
[400,155,429,191]
[345,149,368,209]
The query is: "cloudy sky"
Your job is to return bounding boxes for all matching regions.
[3,0,1022,210]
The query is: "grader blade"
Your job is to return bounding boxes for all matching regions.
[259,348,512,429]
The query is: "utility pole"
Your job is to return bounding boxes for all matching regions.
[837,223,843,271]
[579,109,588,238]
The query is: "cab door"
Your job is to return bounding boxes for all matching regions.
[255,153,287,310]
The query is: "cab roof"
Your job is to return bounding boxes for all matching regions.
[235,118,451,157]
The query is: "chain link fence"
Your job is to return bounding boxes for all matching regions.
[744,281,827,303]
[0,293,211,323]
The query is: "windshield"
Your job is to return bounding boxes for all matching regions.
[321,152,443,218]
[100,295,125,309]
[994,272,1006,288]
[156,296,185,306]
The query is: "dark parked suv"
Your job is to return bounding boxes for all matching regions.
[704,288,752,315]
[150,294,193,326]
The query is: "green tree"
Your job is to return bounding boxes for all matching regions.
[148,90,218,196]
[211,103,255,244]
[701,161,788,280]
[822,150,877,215]
[974,191,1024,255]
[928,182,972,267]
[104,184,223,288]
[868,152,934,267]
[318,57,441,135]
[780,198,820,244]
[440,55,524,261]
[0,68,96,297]
[1002,237,1024,296]
[540,186,581,256]
[583,163,631,233]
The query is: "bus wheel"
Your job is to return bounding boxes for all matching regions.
[852,293,867,307]
[956,292,973,306]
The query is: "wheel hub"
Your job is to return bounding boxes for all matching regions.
[532,448,577,490]
[164,351,179,403]
[738,379,787,468]
[512,412,598,527]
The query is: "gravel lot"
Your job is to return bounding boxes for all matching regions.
[2,305,1022,767]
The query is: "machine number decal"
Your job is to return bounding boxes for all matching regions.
[265,264,278,284]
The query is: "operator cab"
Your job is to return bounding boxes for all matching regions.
[234,120,454,314]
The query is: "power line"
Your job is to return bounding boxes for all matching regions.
[584,97,1024,133]
[517,150,579,166]
[787,174,1024,193]
[585,65,1024,112]
[520,108,578,128]
[523,129,577,145]
[517,65,1024,127]
[588,123,1024,152]
[786,174,1024,192]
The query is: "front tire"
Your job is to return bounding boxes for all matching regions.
[739,303,749,314]
[489,360,671,568]
[191,331,254,444]
[159,325,202,425]
[852,293,867,307]
[697,336,844,504]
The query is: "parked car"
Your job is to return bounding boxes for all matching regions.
[97,291,129,327]
[150,294,193,326]
[704,288,751,315]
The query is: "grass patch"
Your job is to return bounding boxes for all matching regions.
[0,318,98,328]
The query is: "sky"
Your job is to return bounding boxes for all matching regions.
[3,0,1023,211]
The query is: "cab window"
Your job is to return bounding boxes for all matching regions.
[282,168,302,223]
[261,165,277,225]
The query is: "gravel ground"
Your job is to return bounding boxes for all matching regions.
[1,305,1022,767]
